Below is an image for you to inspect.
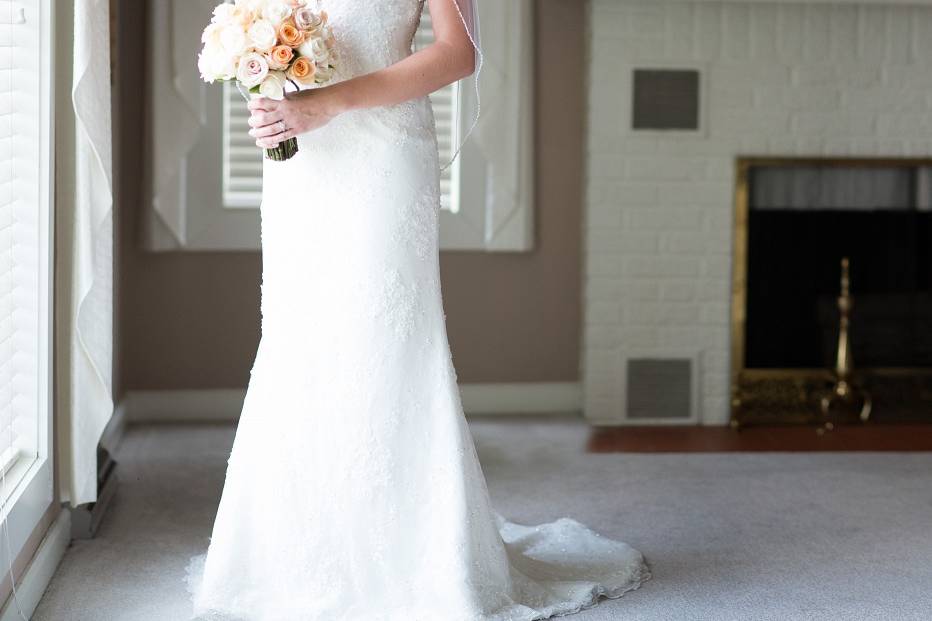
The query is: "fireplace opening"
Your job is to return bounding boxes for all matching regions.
[732,159,932,426]
[745,164,932,369]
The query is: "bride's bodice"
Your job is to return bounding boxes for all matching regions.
[323,0,425,80]
[270,0,437,167]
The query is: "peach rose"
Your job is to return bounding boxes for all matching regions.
[267,45,294,70]
[278,20,306,47]
[287,56,315,85]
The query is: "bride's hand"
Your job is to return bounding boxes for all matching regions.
[247,90,341,148]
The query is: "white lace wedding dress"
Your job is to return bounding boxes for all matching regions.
[186,2,650,619]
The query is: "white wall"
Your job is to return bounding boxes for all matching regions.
[584,1,932,425]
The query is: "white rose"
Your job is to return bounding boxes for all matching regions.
[201,22,222,46]
[310,37,330,63]
[259,71,287,100]
[197,51,217,82]
[247,19,277,52]
[219,24,248,56]
[212,4,236,24]
[236,52,270,88]
[262,1,292,25]
[235,0,265,16]
[198,45,235,82]
[299,37,329,64]
[313,64,333,84]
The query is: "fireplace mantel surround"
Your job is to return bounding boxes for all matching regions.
[584,0,932,425]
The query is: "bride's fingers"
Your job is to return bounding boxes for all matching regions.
[256,136,284,148]
[256,129,295,149]
[248,122,286,139]
[247,97,277,112]
[247,110,283,128]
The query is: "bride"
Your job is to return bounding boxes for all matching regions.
[186,1,650,619]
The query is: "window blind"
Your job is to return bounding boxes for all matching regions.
[222,6,462,211]
[0,0,42,485]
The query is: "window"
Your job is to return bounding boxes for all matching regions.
[0,0,50,497]
[0,0,53,577]
[222,82,262,208]
[144,0,534,252]
[222,5,462,212]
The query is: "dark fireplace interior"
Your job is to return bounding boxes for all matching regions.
[745,165,932,370]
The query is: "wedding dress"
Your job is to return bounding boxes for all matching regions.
[186,1,650,619]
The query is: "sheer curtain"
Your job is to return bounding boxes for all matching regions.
[59,0,113,506]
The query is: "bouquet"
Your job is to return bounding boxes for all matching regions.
[198,0,338,161]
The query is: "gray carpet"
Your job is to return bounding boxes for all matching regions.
[33,418,932,621]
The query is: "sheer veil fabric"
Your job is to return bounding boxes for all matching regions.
[448,0,482,167]
[185,2,650,619]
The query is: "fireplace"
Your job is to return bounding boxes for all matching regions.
[731,158,932,426]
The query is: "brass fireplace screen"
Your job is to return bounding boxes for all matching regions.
[730,157,932,427]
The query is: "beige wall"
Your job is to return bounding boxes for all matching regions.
[115,0,586,395]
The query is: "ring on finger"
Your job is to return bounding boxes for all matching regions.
[278,120,286,134]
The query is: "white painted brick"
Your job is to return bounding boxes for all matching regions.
[588,254,624,277]
[703,351,730,374]
[625,281,661,302]
[661,282,697,303]
[584,1,932,424]
[589,302,623,326]
[776,5,804,60]
[584,397,616,422]
[697,280,731,303]
[783,87,841,111]
[723,4,751,60]
[591,182,658,205]
[585,277,625,302]
[586,326,621,351]
[657,304,701,325]
[803,5,832,61]
[628,207,703,231]
[703,372,731,398]
[658,183,730,207]
[627,157,709,182]
[626,256,701,278]
[700,303,731,327]
[886,11,912,64]
[701,255,732,278]
[658,327,707,349]
[620,326,659,348]
[625,303,662,326]
[829,6,860,60]
[587,207,623,230]
[589,230,659,253]
[749,5,778,59]
[858,6,889,61]
[665,3,695,59]
[661,232,705,255]
[703,396,731,425]
[695,2,723,59]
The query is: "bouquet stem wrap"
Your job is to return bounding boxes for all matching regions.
[266,137,298,161]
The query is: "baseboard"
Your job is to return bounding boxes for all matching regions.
[123,389,245,424]
[123,383,583,423]
[458,382,582,415]
[0,509,70,621]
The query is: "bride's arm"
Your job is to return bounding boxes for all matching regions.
[248,0,475,149]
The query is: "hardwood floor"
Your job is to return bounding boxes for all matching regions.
[587,423,932,452]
